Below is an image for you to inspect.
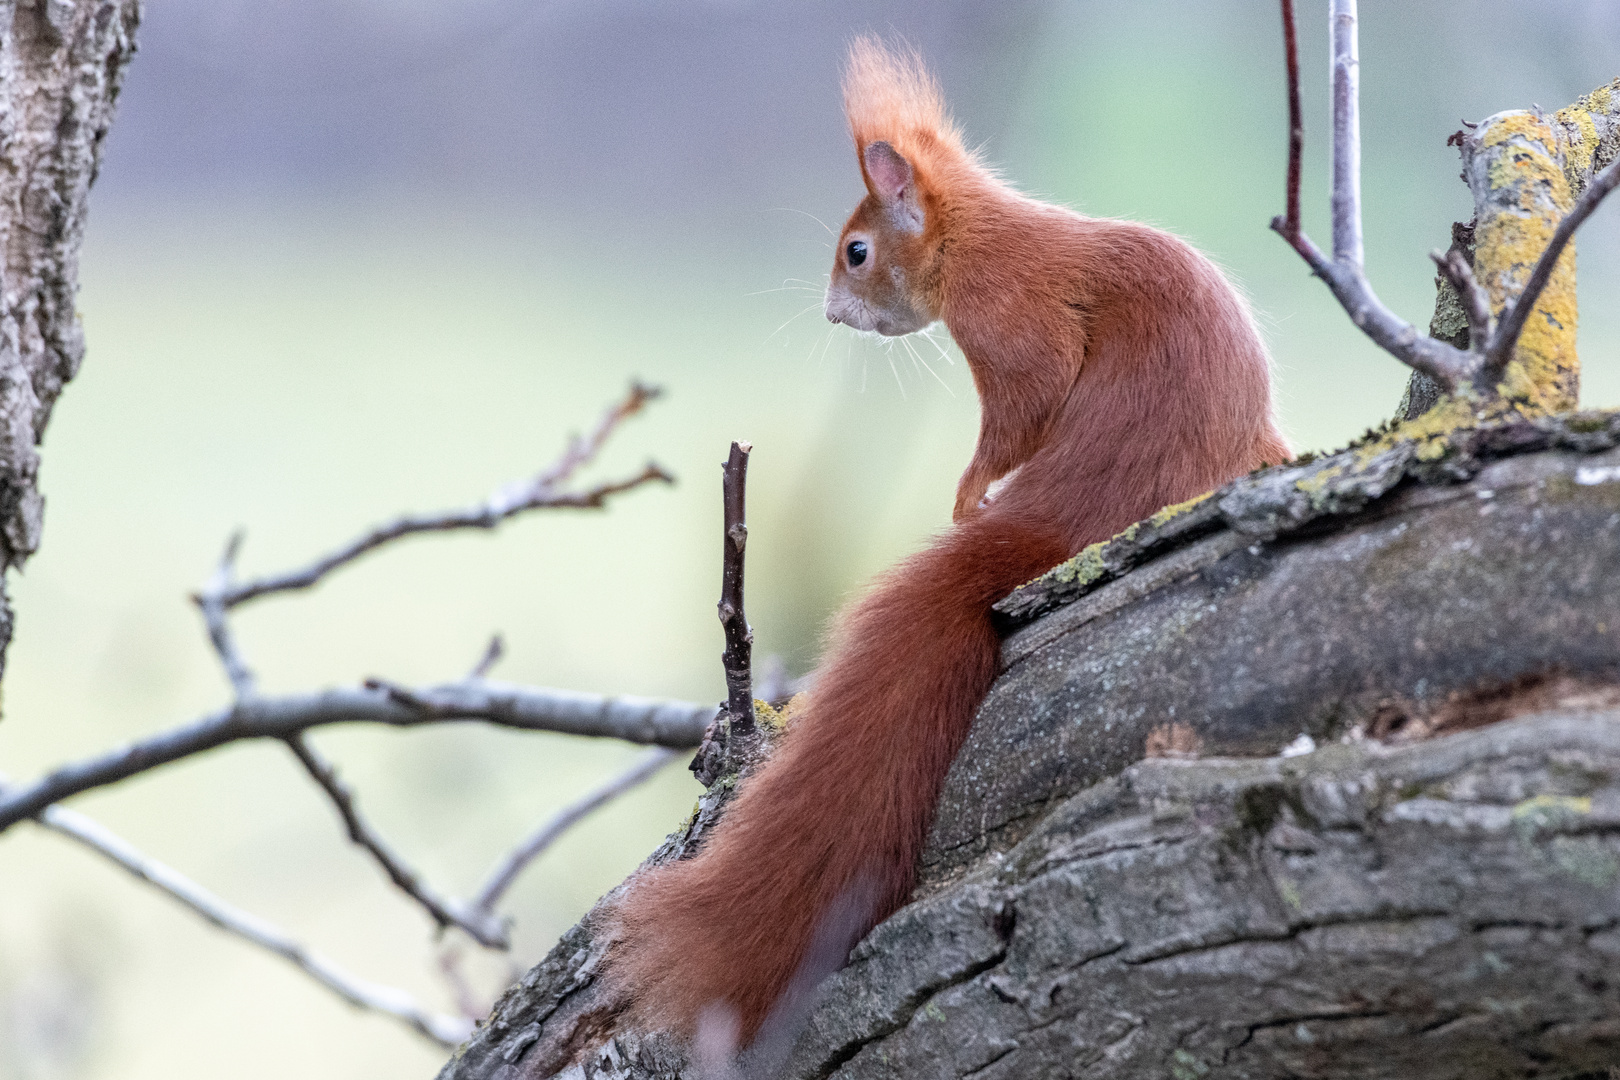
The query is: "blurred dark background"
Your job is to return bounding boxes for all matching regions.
[2,2,1617,1077]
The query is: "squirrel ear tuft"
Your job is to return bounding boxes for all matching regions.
[863,141,924,233]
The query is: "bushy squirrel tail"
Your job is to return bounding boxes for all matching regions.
[608,510,1069,1045]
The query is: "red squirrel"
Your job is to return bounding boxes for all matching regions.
[609,38,1290,1052]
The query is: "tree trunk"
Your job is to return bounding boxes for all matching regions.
[0,0,140,678]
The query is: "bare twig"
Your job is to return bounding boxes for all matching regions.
[199,531,257,698]
[285,734,508,948]
[1269,0,1477,392]
[0,682,715,834]
[1429,248,1494,353]
[1279,0,1302,238]
[199,382,671,612]
[468,634,505,679]
[718,441,755,736]
[1483,154,1620,383]
[471,745,680,914]
[28,795,472,1047]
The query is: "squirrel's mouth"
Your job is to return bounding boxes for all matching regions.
[824,291,878,333]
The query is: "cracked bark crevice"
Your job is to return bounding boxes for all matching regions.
[440,424,1620,1079]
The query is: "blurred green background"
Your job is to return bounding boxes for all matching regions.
[1,1,1617,1076]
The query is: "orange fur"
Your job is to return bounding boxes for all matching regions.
[608,37,1290,1053]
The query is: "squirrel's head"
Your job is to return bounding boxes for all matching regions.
[825,38,964,338]
[825,140,939,336]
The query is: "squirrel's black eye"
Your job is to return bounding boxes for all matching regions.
[846,240,869,267]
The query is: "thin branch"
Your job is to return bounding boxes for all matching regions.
[1483,154,1620,383]
[718,440,755,736]
[1429,248,1494,353]
[199,531,257,698]
[29,795,472,1047]
[285,734,508,948]
[1280,0,1302,237]
[0,681,715,834]
[200,382,671,611]
[471,745,680,913]
[1329,0,1362,267]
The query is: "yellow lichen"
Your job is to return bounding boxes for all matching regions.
[1343,394,1482,465]
[1554,77,1619,189]
[1293,461,1346,498]
[1147,492,1212,528]
[1472,110,1580,415]
[753,695,804,731]
[1556,105,1599,180]
[1480,113,1531,149]
[1511,793,1592,821]
[1051,540,1106,587]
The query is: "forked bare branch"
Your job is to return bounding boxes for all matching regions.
[1271,1,1620,400]
[1270,0,1477,392]
[4,379,698,1047]
[199,381,671,612]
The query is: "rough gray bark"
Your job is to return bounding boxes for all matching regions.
[0,0,140,677]
[438,414,1620,1079]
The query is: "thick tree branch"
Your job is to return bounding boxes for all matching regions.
[0,682,714,834]
[200,382,671,612]
[471,745,681,914]
[286,733,509,948]
[718,441,756,736]
[24,793,472,1048]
